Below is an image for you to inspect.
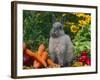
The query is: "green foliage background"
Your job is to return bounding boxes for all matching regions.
[23,11,52,51]
[23,10,91,56]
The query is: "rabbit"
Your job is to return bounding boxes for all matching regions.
[49,15,74,67]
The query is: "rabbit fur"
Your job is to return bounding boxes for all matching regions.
[49,15,74,67]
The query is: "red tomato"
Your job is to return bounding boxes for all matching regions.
[86,58,91,65]
[81,50,87,56]
[78,55,87,62]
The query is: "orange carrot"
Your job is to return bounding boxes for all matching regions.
[24,49,47,67]
[38,44,45,56]
[33,44,46,68]
[41,51,48,61]
[33,51,48,68]
[33,52,41,68]
[47,58,55,66]
[33,60,40,68]
[47,59,60,67]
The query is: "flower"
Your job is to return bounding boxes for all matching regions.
[73,13,85,17]
[78,20,87,27]
[85,15,91,24]
[70,25,78,33]
[76,13,85,17]
[78,14,91,27]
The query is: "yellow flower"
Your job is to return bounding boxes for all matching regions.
[74,13,85,17]
[78,20,87,26]
[70,25,78,33]
[78,14,85,17]
[78,24,83,27]
[85,15,91,24]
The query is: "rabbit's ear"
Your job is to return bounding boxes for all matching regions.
[52,15,56,24]
[61,16,65,25]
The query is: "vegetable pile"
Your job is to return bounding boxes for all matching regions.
[72,50,91,67]
[23,43,91,69]
[23,43,60,69]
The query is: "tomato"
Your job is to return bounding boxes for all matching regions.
[78,55,87,62]
[86,58,91,65]
[81,50,87,56]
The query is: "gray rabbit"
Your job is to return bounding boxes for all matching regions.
[49,15,74,67]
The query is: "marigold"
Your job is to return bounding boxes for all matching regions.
[85,15,91,24]
[70,25,78,33]
[79,20,87,26]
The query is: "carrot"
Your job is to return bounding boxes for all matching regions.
[38,44,45,56]
[47,59,60,68]
[47,59,55,66]
[33,51,48,68]
[24,49,47,67]
[33,60,40,68]
[41,51,48,61]
[33,44,46,68]
[33,52,41,68]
